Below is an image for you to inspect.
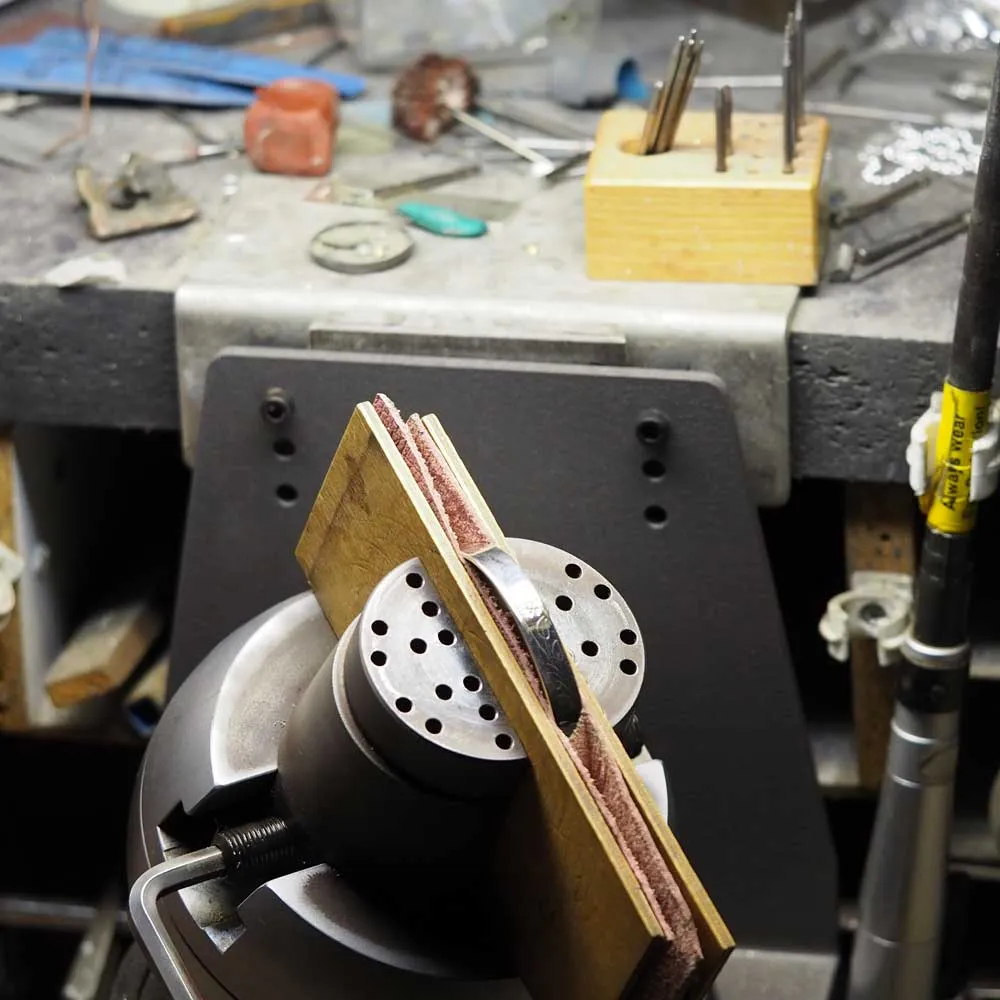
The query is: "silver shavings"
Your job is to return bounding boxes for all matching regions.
[859,124,981,184]
[882,0,1000,51]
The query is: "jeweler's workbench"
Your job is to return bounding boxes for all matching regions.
[0,3,983,492]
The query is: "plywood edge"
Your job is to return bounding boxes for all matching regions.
[45,600,163,708]
[0,433,25,730]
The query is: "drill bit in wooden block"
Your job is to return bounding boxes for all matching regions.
[297,396,732,1000]
[584,108,829,285]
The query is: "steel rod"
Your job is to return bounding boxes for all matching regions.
[715,88,728,172]
[451,108,555,172]
[722,85,734,155]
[652,37,688,154]
[782,17,795,173]
[661,34,704,153]
[640,79,667,154]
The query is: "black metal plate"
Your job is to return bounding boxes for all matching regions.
[171,347,837,956]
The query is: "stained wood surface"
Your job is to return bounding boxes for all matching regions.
[45,600,163,708]
[845,483,916,790]
[0,434,25,729]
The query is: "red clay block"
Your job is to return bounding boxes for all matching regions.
[244,77,339,176]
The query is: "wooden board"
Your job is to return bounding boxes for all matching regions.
[297,403,732,1000]
[845,484,916,791]
[0,432,26,730]
[422,413,733,990]
[45,600,163,708]
[584,108,829,285]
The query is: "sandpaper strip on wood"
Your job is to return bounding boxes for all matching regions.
[373,396,702,999]
[418,412,732,997]
[296,398,732,1000]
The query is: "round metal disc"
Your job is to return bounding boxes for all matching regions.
[346,538,644,797]
[309,221,414,274]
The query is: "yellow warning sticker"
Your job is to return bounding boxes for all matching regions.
[926,382,991,534]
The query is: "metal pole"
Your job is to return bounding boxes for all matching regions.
[782,17,795,173]
[846,41,1000,1000]
[715,88,728,172]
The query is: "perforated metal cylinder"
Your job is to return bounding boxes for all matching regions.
[277,617,500,870]
[346,538,645,797]
[278,538,645,863]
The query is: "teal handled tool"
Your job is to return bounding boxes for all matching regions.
[395,201,488,238]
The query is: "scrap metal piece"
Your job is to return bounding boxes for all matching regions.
[43,254,127,288]
[309,221,415,274]
[540,149,591,185]
[75,154,199,240]
[828,242,856,282]
[828,211,971,284]
[831,175,932,227]
[368,161,480,199]
[853,212,970,281]
[304,178,378,206]
[855,210,970,264]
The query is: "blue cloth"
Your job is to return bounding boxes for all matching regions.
[0,39,253,106]
[34,28,365,97]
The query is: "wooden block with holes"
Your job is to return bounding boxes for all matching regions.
[584,108,829,285]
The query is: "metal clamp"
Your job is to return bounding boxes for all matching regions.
[908,392,1000,503]
[0,539,24,634]
[819,570,913,666]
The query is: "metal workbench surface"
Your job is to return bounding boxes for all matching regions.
[0,3,980,483]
